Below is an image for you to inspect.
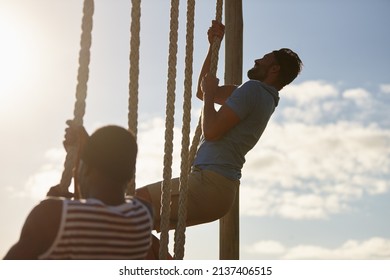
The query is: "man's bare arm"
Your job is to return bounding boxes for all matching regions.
[196,21,238,105]
[201,74,240,141]
[3,200,61,259]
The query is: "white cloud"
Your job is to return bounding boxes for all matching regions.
[278,81,389,127]
[380,84,390,94]
[283,237,390,259]
[281,105,324,124]
[279,81,344,124]
[24,166,62,199]
[3,148,66,200]
[343,88,371,107]
[245,237,390,259]
[283,80,339,106]
[245,240,286,255]
[22,148,66,200]
[343,88,370,100]
[241,121,390,219]
[238,80,390,220]
[136,117,184,187]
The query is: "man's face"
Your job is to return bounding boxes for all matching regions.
[247,52,278,81]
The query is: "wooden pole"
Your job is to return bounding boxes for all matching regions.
[219,0,243,260]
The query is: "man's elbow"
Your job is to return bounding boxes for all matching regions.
[203,130,222,141]
[196,88,204,100]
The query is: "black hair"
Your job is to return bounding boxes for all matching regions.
[273,48,303,87]
[81,126,137,184]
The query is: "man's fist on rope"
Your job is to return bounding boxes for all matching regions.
[207,20,225,44]
[63,120,89,153]
[46,121,89,198]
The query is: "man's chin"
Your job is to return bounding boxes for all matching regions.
[247,69,254,79]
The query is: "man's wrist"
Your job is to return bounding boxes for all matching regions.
[203,93,215,103]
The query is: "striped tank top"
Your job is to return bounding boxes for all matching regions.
[38,198,153,259]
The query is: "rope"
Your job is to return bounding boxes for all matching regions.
[59,0,94,196]
[188,0,223,167]
[127,0,141,195]
[210,0,223,76]
[159,0,180,260]
[166,0,223,260]
[173,0,196,260]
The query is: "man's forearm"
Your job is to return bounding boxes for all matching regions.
[201,94,219,141]
[197,47,213,100]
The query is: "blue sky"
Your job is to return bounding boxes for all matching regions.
[0,0,389,259]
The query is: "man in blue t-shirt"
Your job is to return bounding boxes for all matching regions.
[136,20,303,231]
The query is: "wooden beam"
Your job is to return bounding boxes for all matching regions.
[224,0,243,85]
[219,0,243,260]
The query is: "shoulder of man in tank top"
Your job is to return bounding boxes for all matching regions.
[132,196,154,216]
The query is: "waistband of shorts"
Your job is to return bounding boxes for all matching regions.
[191,165,240,182]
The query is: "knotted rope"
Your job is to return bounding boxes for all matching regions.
[173,0,196,260]
[187,0,223,167]
[160,0,224,260]
[59,0,94,197]
[127,0,141,195]
[159,0,180,260]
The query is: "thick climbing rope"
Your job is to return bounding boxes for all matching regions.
[127,0,141,195]
[59,0,94,197]
[210,0,223,76]
[187,0,223,167]
[159,0,180,260]
[160,0,224,260]
[173,0,196,260]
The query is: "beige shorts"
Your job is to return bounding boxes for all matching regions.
[144,167,239,231]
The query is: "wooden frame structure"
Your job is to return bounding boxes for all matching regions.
[220,0,243,260]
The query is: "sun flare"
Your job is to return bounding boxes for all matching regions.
[0,14,40,107]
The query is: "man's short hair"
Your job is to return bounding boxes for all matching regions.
[273,48,303,87]
[81,126,137,184]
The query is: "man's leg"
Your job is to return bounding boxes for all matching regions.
[135,178,181,232]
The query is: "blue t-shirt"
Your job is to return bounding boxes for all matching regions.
[193,80,279,180]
